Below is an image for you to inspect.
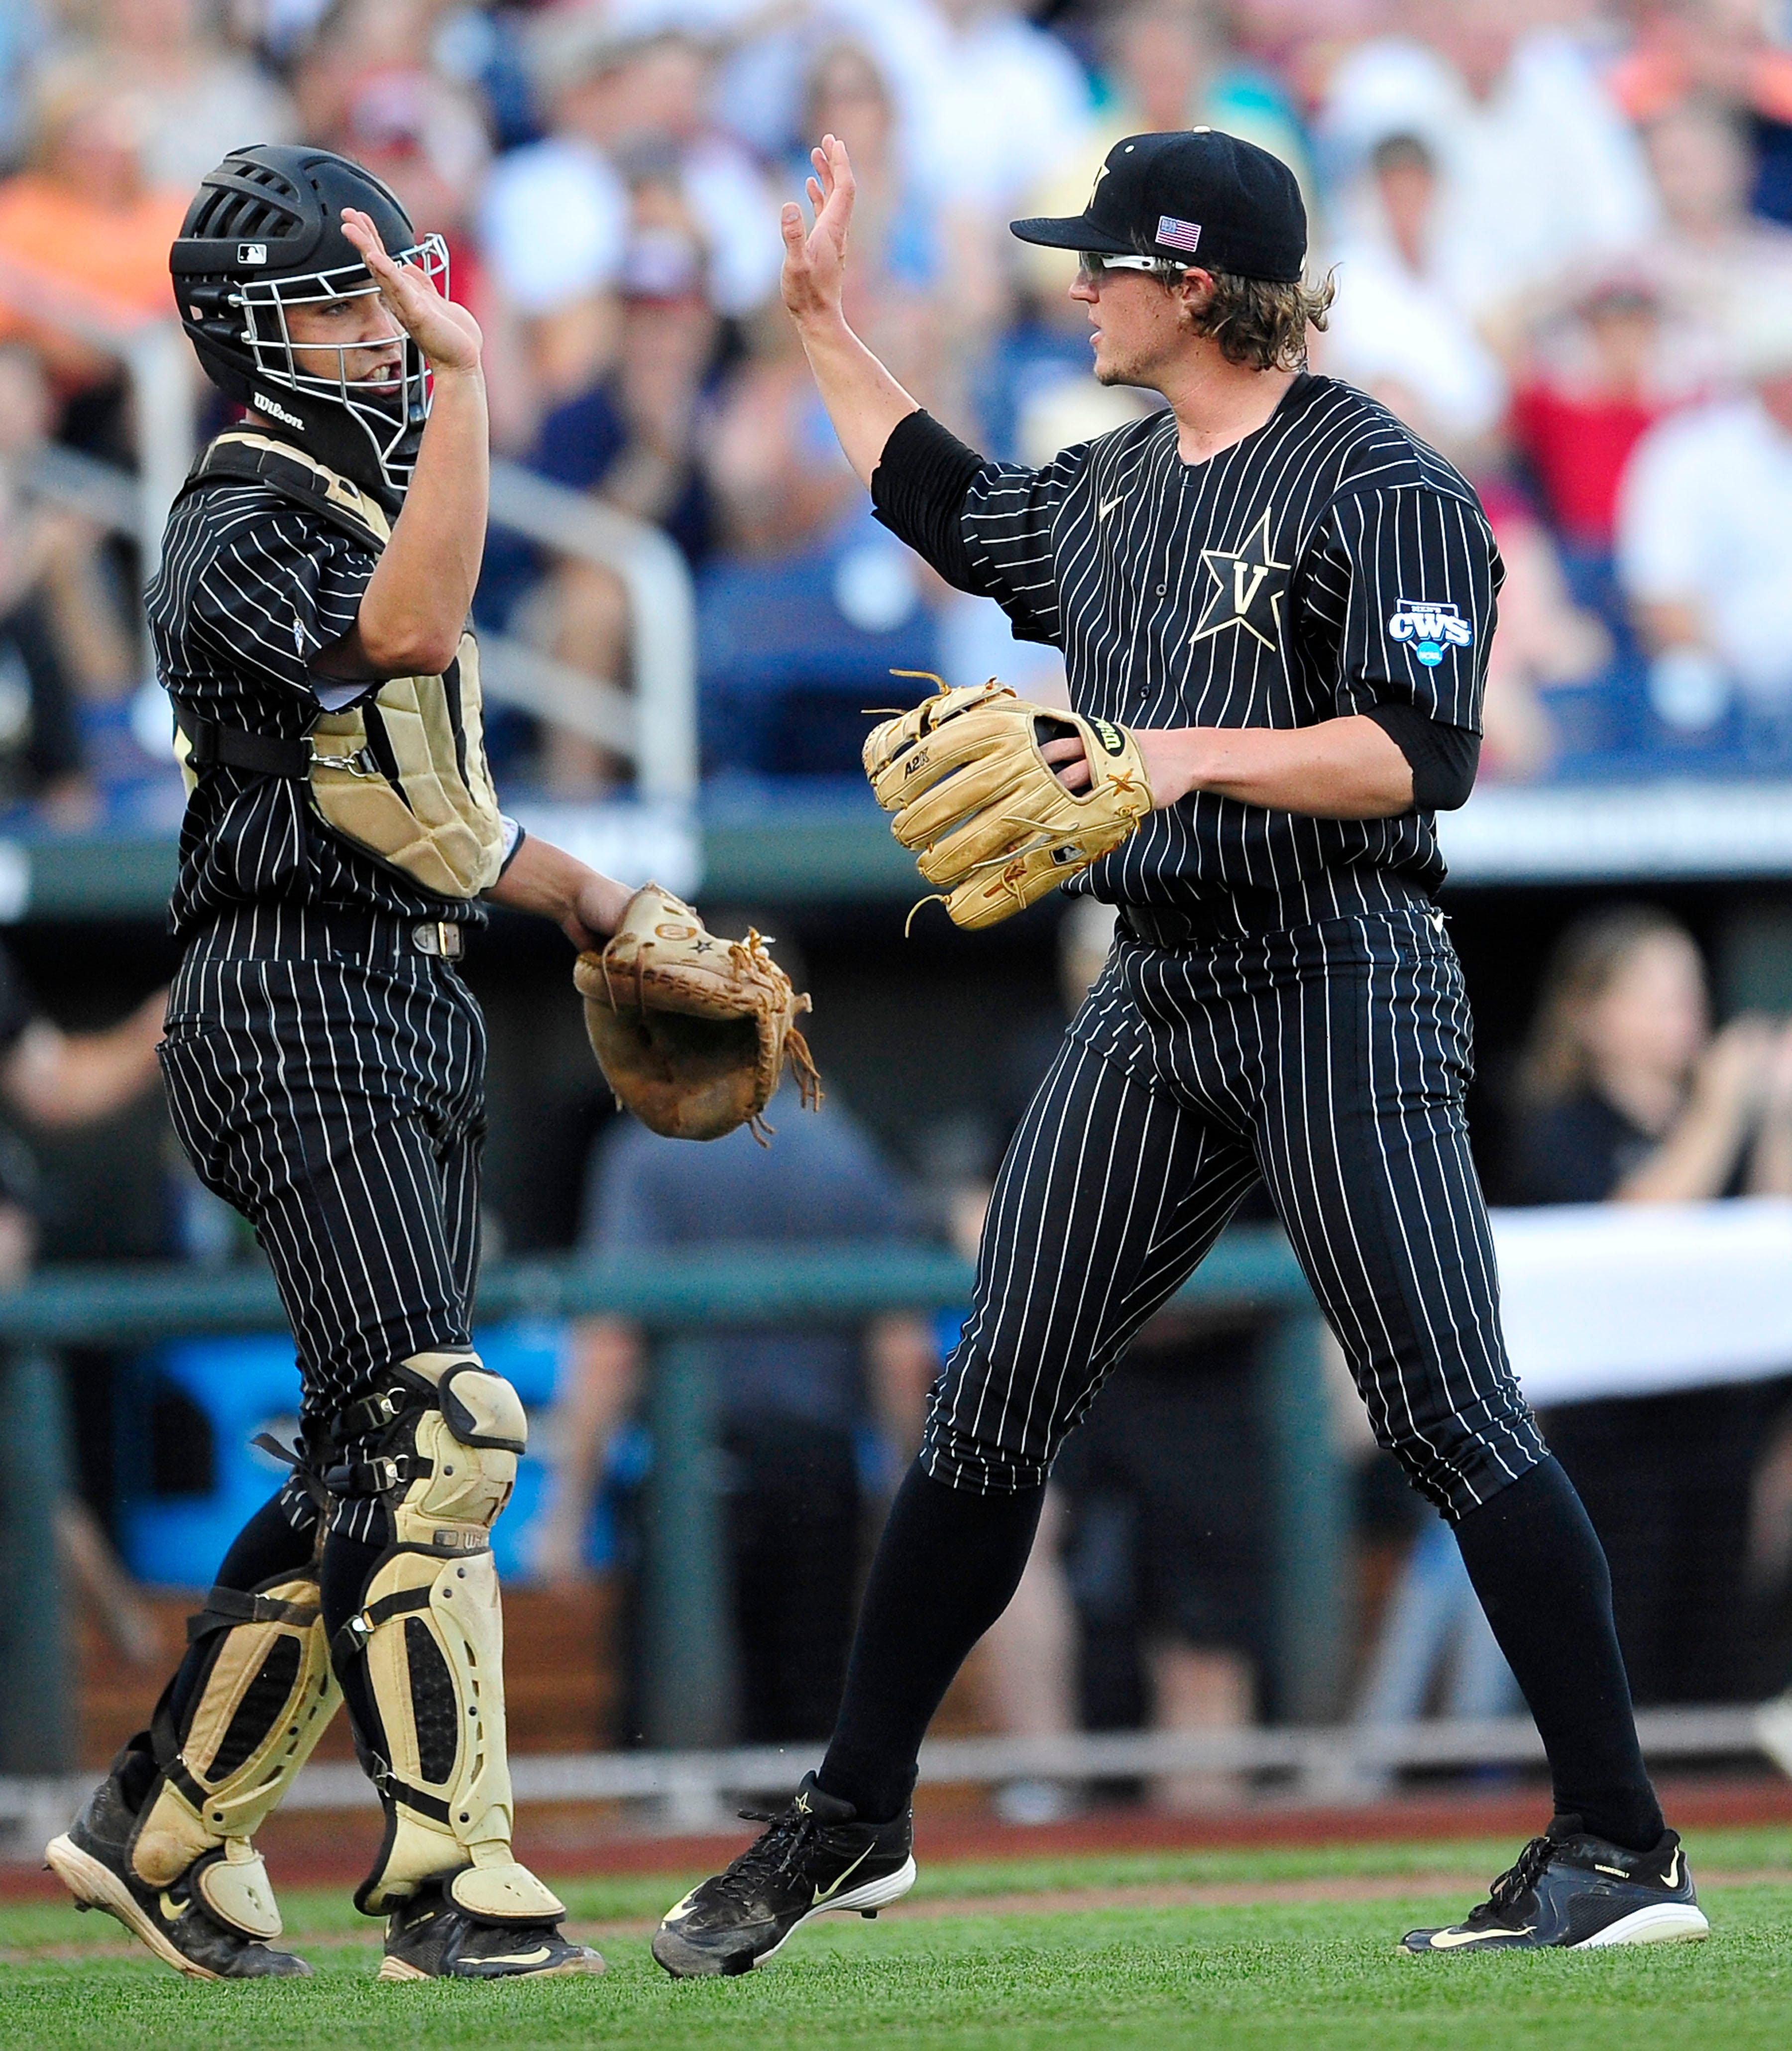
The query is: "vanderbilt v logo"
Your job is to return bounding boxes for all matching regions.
[1193,507,1290,652]
[1234,560,1272,616]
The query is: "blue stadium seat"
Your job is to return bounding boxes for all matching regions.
[121,1323,573,1587]
[698,514,939,777]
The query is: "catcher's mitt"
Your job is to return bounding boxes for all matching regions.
[863,675,1153,930]
[574,884,821,1143]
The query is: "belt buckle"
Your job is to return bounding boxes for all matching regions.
[413,920,462,960]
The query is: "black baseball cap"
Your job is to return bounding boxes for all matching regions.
[1010,129,1306,283]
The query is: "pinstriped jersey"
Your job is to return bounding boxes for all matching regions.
[147,478,474,938]
[960,373,1500,923]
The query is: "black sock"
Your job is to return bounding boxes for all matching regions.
[1453,1457,1664,1852]
[817,1462,1045,1822]
[320,1530,387,1748]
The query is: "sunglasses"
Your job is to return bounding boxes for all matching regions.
[1077,251,1176,278]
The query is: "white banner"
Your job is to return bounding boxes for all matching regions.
[1491,1197,1792,1405]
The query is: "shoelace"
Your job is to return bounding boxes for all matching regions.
[704,1803,829,1901]
[1484,1834,1558,1914]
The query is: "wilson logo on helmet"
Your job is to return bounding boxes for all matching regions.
[251,389,304,431]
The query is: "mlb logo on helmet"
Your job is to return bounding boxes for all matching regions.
[1387,598,1472,669]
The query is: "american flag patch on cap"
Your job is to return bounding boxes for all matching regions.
[1156,215,1203,254]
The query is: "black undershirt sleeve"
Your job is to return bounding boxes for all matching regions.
[1364,700,1481,812]
[870,410,991,594]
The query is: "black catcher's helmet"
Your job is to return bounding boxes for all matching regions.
[171,143,448,501]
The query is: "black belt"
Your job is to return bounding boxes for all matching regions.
[190,905,468,963]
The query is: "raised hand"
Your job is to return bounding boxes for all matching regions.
[781,133,856,327]
[338,207,482,375]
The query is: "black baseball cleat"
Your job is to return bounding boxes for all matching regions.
[1401,1817,1709,1953]
[377,1878,606,1981]
[652,1772,917,1977]
[45,1769,310,1981]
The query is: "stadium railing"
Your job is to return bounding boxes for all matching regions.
[0,1230,1336,1759]
[0,1222,1781,1848]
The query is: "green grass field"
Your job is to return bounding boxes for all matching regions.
[5,1827,1792,2050]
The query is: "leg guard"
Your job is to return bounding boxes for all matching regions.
[328,1350,562,1924]
[129,1568,341,1939]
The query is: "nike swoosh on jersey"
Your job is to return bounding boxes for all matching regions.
[1423,1924,1534,1949]
[813,1846,874,1907]
[1098,496,1124,520]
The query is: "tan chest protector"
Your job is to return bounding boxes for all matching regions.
[172,432,507,900]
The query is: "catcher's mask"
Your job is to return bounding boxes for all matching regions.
[171,143,446,503]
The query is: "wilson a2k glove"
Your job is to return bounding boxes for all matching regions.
[863,676,1152,930]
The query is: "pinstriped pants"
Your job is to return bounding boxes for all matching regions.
[158,916,487,1543]
[923,907,1546,1520]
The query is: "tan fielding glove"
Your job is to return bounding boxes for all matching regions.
[574,885,821,1142]
[863,677,1153,930]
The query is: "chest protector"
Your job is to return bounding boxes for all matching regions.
[171,432,507,900]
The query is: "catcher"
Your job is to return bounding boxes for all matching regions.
[46,144,807,1985]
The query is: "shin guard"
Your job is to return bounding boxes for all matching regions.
[328,1350,562,1924]
[129,1569,340,1939]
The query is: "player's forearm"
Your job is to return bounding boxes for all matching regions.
[792,309,920,491]
[485,833,632,946]
[349,366,489,676]
[1138,715,1415,819]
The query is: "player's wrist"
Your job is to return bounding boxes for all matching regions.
[1136,726,1209,808]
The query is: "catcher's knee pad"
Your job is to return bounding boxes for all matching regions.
[328,1350,562,1923]
[129,1569,340,1938]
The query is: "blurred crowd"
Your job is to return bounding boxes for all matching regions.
[0,1,1791,809]
[11,0,1792,1784]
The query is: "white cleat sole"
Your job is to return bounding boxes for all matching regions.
[1573,1902,1711,1948]
[752,1855,920,1969]
[44,1833,222,1983]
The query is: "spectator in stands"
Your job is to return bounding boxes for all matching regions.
[1322,130,1507,465]
[1473,482,1611,782]
[0,343,105,816]
[538,951,936,1746]
[1502,903,1792,1704]
[904,0,1092,222]
[510,176,722,795]
[1642,95,1792,387]
[1616,282,1792,752]
[88,0,296,191]
[1511,275,1684,565]
[1608,0,1792,226]
[0,59,187,393]
[705,305,860,559]
[1319,0,1659,345]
